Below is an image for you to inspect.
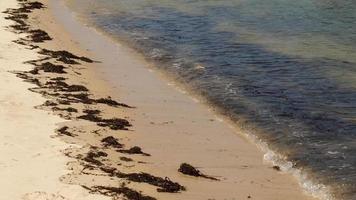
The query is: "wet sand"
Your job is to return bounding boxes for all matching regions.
[0,0,319,199]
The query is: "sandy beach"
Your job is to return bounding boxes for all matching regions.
[0,0,320,199]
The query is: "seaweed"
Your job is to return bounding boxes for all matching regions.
[83,151,108,166]
[38,48,94,64]
[272,166,281,171]
[100,166,116,175]
[14,72,41,86]
[87,185,156,200]
[21,1,45,11]
[120,157,133,162]
[50,77,66,81]
[30,62,66,74]
[78,109,131,130]
[101,136,123,149]
[27,29,51,43]
[3,1,45,37]
[118,146,150,156]
[96,97,133,108]
[115,172,185,193]
[178,163,219,181]
[2,1,174,198]
[57,126,76,137]
[3,1,44,15]
[45,80,89,92]
[97,118,131,130]
[42,100,58,107]
[5,13,29,32]
[94,165,185,193]
[60,93,93,104]
[52,107,78,113]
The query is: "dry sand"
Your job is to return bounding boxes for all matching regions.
[0,0,110,199]
[0,0,320,199]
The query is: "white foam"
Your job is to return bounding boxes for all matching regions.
[256,139,334,200]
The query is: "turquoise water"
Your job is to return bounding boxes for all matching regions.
[67,0,356,199]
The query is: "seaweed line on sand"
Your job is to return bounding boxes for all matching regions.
[3,0,186,199]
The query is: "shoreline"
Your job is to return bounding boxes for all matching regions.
[48,7,333,199]
[1,0,320,199]
[48,0,322,199]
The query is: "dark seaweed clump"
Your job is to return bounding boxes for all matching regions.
[86,185,156,200]
[39,48,94,64]
[5,13,29,32]
[101,136,123,149]
[14,72,41,86]
[42,100,58,106]
[30,62,66,74]
[178,163,219,181]
[78,109,131,130]
[2,1,42,30]
[120,157,133,162]
[96,97,133,108]
[114,172,185,193]
[3,1,50,46]
[82,153,185,193]
[57,126,76,137]
[19,1,44,11]
[59,93,92,104]
[83,150,108,166]
[118,146,150,156]
[272,165,281,171]
[52,107,78,113]
[45,80,89,92]
[27,29,51,42]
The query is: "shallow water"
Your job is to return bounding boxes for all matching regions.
[66,0,356,199]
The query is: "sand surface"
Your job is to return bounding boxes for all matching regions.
[0,0,320,199]
[0,0,109,199]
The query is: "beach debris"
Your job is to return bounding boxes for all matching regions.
[99,166,117,175]
[56,126,76,137]
[60,93,93,104]
[52,107,78,113]
[26,29,51,43]
[92,164,185,193]
[83,150,108,166]
[96,96,133,108]
[84,185,156,200]
[42,100,58,107]
[98,117,131,130]
[272,165,281,171]
[178,163,219,181]
[2,1,44,35]
[44,80,89,93]
[20,1,45,11]
[3,1,44,15]
[116,172,185,193]
[118,146,150,156]
[5,14,29,32]
[4,0,188,198]
[14,72,41,86]
[51,77,66,81]
[51,91,134,107]
[101,136,123,149]
[120,157,133,162]
[38,48,94,64]
[30,62,66,74]
[78,109,131,130]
